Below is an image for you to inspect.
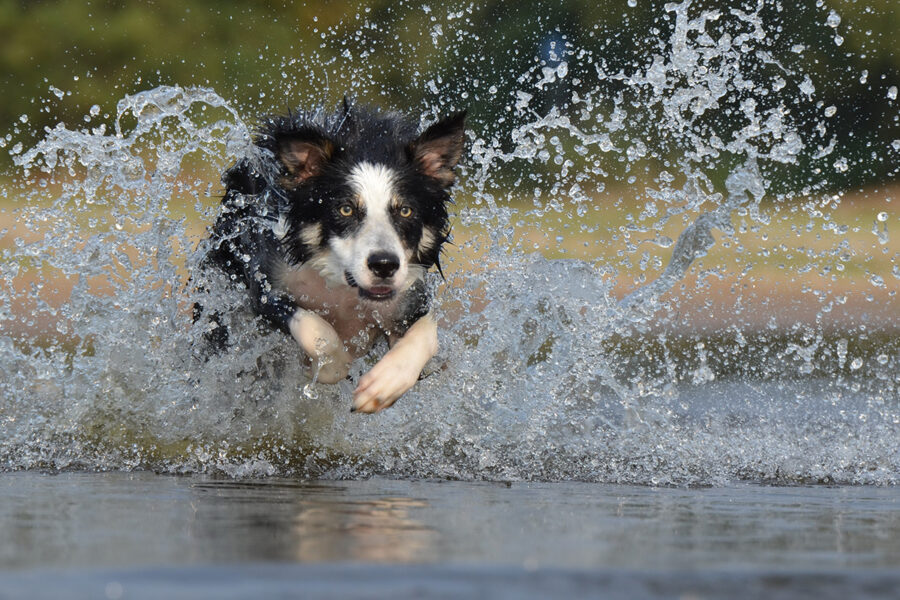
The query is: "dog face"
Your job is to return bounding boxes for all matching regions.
[327,161,416,299]
[263,106,465,301]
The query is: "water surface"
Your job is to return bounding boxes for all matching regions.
[2,473,900,598]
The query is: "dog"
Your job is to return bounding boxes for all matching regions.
[198,100,465,413]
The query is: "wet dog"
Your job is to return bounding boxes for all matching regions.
[199,101,465,413]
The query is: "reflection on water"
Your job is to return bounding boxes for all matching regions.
[291,496,433,563]
[187,481,434,563]
[1,473,899,571]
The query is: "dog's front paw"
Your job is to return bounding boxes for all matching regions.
[289,310,351,384]
[351,350,421,413]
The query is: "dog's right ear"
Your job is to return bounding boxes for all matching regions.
[276,132,335,188]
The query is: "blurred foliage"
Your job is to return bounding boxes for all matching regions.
[0,0,897,192]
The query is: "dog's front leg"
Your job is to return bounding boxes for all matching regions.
[288,309,352,384]
[351,312,438,413]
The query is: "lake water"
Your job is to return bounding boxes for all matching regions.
[1,472,899,599]
[2,1,898,598]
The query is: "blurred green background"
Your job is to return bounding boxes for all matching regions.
[0,0,896,339]
[1,0,897,192]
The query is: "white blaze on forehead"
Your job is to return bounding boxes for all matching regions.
[348,162,398,213]
[327,161,410,291]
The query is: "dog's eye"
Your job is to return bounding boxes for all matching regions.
[398,206,413,218]
[338,204,354,217]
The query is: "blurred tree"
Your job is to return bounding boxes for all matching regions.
[0,0,896,191]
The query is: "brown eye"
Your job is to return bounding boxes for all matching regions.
[398,206,413,218]
[339,204,354,217]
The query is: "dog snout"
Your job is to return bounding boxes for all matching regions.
[367,252,400,279]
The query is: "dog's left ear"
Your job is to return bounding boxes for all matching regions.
[409,111,466,187]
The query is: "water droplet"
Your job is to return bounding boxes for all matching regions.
[826,10,841,28]
[302,383,319,400]
[431,23,443,45]
[835,339,848,369]
[888,86,898,101]
[876,212,888,222]
[872,220,889,245]
[849,357,863,371]
[799,76,815,96]
[824,106,836,117]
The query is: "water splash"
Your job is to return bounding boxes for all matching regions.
[0,2,897,485]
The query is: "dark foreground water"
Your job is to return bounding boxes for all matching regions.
[1,472,899,599]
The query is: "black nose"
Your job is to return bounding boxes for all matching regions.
[367,252,400,279]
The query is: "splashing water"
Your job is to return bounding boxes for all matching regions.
[1,2,897,485]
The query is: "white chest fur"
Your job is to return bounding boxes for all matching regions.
[276,263,402,354]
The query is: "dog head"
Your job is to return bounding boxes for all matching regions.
[259,104,465,301]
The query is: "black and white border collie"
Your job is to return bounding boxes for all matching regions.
[200,100,465,413]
